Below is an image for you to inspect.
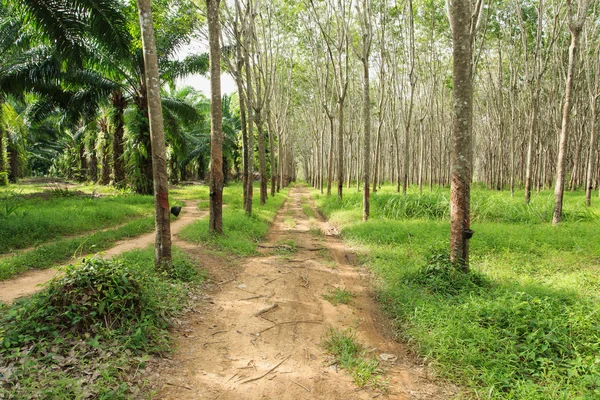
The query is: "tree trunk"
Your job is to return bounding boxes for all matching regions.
[207,0,224,234]
[111,89,126,187]
[136,0,172,269]
[553,23,584,225]
[449,0,475,271]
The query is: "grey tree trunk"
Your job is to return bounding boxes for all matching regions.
[136,0,172,269]
[553,1,590,224]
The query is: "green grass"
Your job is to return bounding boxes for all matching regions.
[0,247,205,399]
[0,216,155,280]
[0,189,154,254]
[323,287,353,305]
[314,184,600,399]
[322,328,385,389]
[179,183,289,256]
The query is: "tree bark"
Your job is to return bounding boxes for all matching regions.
[138,0,172,269]
[449,0,476,271]
[553,20,584,224]
[111,89,126,186]
[207,0,224,234]
[136,0,172,269]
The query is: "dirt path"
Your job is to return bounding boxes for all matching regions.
[0,200,206,303]
[151,187,457,399]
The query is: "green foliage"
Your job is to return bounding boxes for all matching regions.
[0,172,7,186]
[322,328,385,389]
[405,252,491,296]
[316,185,600,399]
[180,184,288,256]
[323,287,353,305]
[0,216,155,280]
[0,193,153,254]
[0,249,203,399]
[314,188,598,224]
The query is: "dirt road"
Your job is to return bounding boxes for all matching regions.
[153,187,456,399]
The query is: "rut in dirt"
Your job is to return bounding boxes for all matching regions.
[154,187,456,400]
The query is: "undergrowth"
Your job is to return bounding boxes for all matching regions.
[179,183,289,256]
[322,328,386,390]
[314,184,600,399]
[0,248,204,399]
[0,216,155,280]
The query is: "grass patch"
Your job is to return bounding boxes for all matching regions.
[315,184,600,399]
[302,203,317,219]
[322,328,385,390]
[0,189,153,254]
[179,184,289,256]
[323,287,353,305]
[0,248,204,399]
[274,239,297,255]
[0,216,155,280]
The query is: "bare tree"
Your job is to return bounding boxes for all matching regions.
[136,0,172,268]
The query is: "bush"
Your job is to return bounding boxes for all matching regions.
[0,172,7,186]
[405,252,491,296]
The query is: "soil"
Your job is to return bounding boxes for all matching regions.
[146,187,458,400]
[0,200,206,303]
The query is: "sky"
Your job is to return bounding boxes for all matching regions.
[176,38,237,96]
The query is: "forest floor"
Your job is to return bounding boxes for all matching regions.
[0,199,206,303]
[146,187,457,400]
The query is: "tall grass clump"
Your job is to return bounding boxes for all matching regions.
[0,248,203,399]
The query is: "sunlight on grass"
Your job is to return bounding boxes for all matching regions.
[315,184,600,399]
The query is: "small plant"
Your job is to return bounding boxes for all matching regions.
[323,287,353,305]
[302,203,317,219]
[0,189,24,218]
[0,172,8,186]
[309,225,323,236]
[405,252,491,296]
[275,239,297,255]
[322,328,385,390]
[284,217,296,228]
[49,184,75,197]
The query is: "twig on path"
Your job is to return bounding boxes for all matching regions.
[217,279,234,285]
[240,355,291,384]
[240,294,266,301]
[289,378,311,392]
[202,341,225,348]
[210,330,227,336]
[253,303,278,317]
[263,277,279,286]
[165,382,193,390]
[226,374,237,383]
[258,320,323,334]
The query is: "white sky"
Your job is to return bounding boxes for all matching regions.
[176,38,237,96]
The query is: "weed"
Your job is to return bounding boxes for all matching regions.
[0,248,203,399]
[284,217,296,228]
[322,328,385,390]
[275,239,297,255]
[302,203,317,219]
[309,225,323,236]
[323,287,353,305]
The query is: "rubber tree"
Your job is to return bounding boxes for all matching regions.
[552,0,592,224]
[447,0,484,271]
[207,0,224,234]
[136,0,172,269]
